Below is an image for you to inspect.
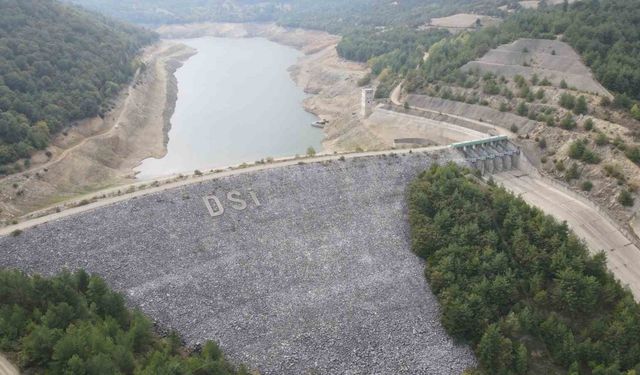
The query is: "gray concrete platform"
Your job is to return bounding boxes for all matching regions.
[1,152,475,374]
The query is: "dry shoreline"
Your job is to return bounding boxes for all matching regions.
[156,22,381,152]
[1,23,374,223]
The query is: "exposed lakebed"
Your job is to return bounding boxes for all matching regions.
[136,37,323,179]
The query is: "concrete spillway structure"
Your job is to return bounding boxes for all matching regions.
[451,135,520,175]
[0,150,475,375]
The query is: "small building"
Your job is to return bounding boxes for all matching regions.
[361,88,375,118]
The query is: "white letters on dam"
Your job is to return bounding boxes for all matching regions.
[1,150,475,374]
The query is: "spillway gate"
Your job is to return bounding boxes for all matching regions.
[451,136,520,174]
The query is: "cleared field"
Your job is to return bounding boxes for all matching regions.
[519,0,577,9]
[463,38,611,97]
[365,108,486,148]
[426,13,501,30]
[0,152,475,375]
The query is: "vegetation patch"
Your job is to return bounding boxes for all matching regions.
[408,164,640,374]
[0,269,248,374]
[0,0,157,168]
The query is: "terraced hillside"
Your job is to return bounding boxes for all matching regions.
[462,39,611,97]
[0,151,475,374]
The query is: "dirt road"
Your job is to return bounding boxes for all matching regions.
[0,146,451,236]
[494,170,640,299]
[0,354,19,375]
[0,41,195,221]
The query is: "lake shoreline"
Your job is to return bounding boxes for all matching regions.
[156,22,378,153]
[0,41,195,222]
[1,22,374,222]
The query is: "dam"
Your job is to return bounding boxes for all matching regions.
[1,149,476,374]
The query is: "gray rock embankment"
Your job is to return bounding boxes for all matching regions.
[1,151,475,374]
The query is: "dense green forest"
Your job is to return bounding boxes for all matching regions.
[0,269,247,374]
[0,0,157,170]
[408,164,640,374]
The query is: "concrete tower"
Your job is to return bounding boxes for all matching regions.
[361,88,374,118]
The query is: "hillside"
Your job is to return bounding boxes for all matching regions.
[0,0,157,171]
[68,0,504,29]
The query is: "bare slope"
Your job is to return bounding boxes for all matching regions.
[463,38,611,97]
[0,152,475,374]
[0,42,195,220]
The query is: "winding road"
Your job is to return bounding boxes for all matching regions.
[0,354,19,375]
[494,170,640,299]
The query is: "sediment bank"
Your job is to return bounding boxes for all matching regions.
[1,23,377,222]
[0,41,195,222]
[156,23,381,152]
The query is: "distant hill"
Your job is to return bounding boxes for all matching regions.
[66,0,285,25]
[0,0,157,170]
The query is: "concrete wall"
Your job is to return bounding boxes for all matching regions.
[0,151,475,375]
[366,108,486,148]
[407,95,539,134]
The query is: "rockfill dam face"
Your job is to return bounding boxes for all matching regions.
[1,150,475,374]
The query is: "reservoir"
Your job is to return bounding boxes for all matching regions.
[135,37,323,179]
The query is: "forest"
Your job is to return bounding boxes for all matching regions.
[68,0,504,30]
[0,0,157,170]
[0,269,248,374]
[408,164,640,374]
[66,0,640,104]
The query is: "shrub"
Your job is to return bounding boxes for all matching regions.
[594,132,608,146]
[560,114,576,130]
[604,164,626,182]
[583,118,594,131]
[559,93,576,109]
[357,73,371,87]
[560,79,568,89]
[517,101,528,116]
[510,124,519,133]
[538,138,547,149]
[618,190,635,207]
[581,180,593,191]
[625,146,640,164]
[613,136,626,151]
[631,104,640,121]
[613,94,632,110]
[574,96,588,115]
[568,140,600,164]
[546,116,556,127]
[306,147,316,157]
[565,163,580,181]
